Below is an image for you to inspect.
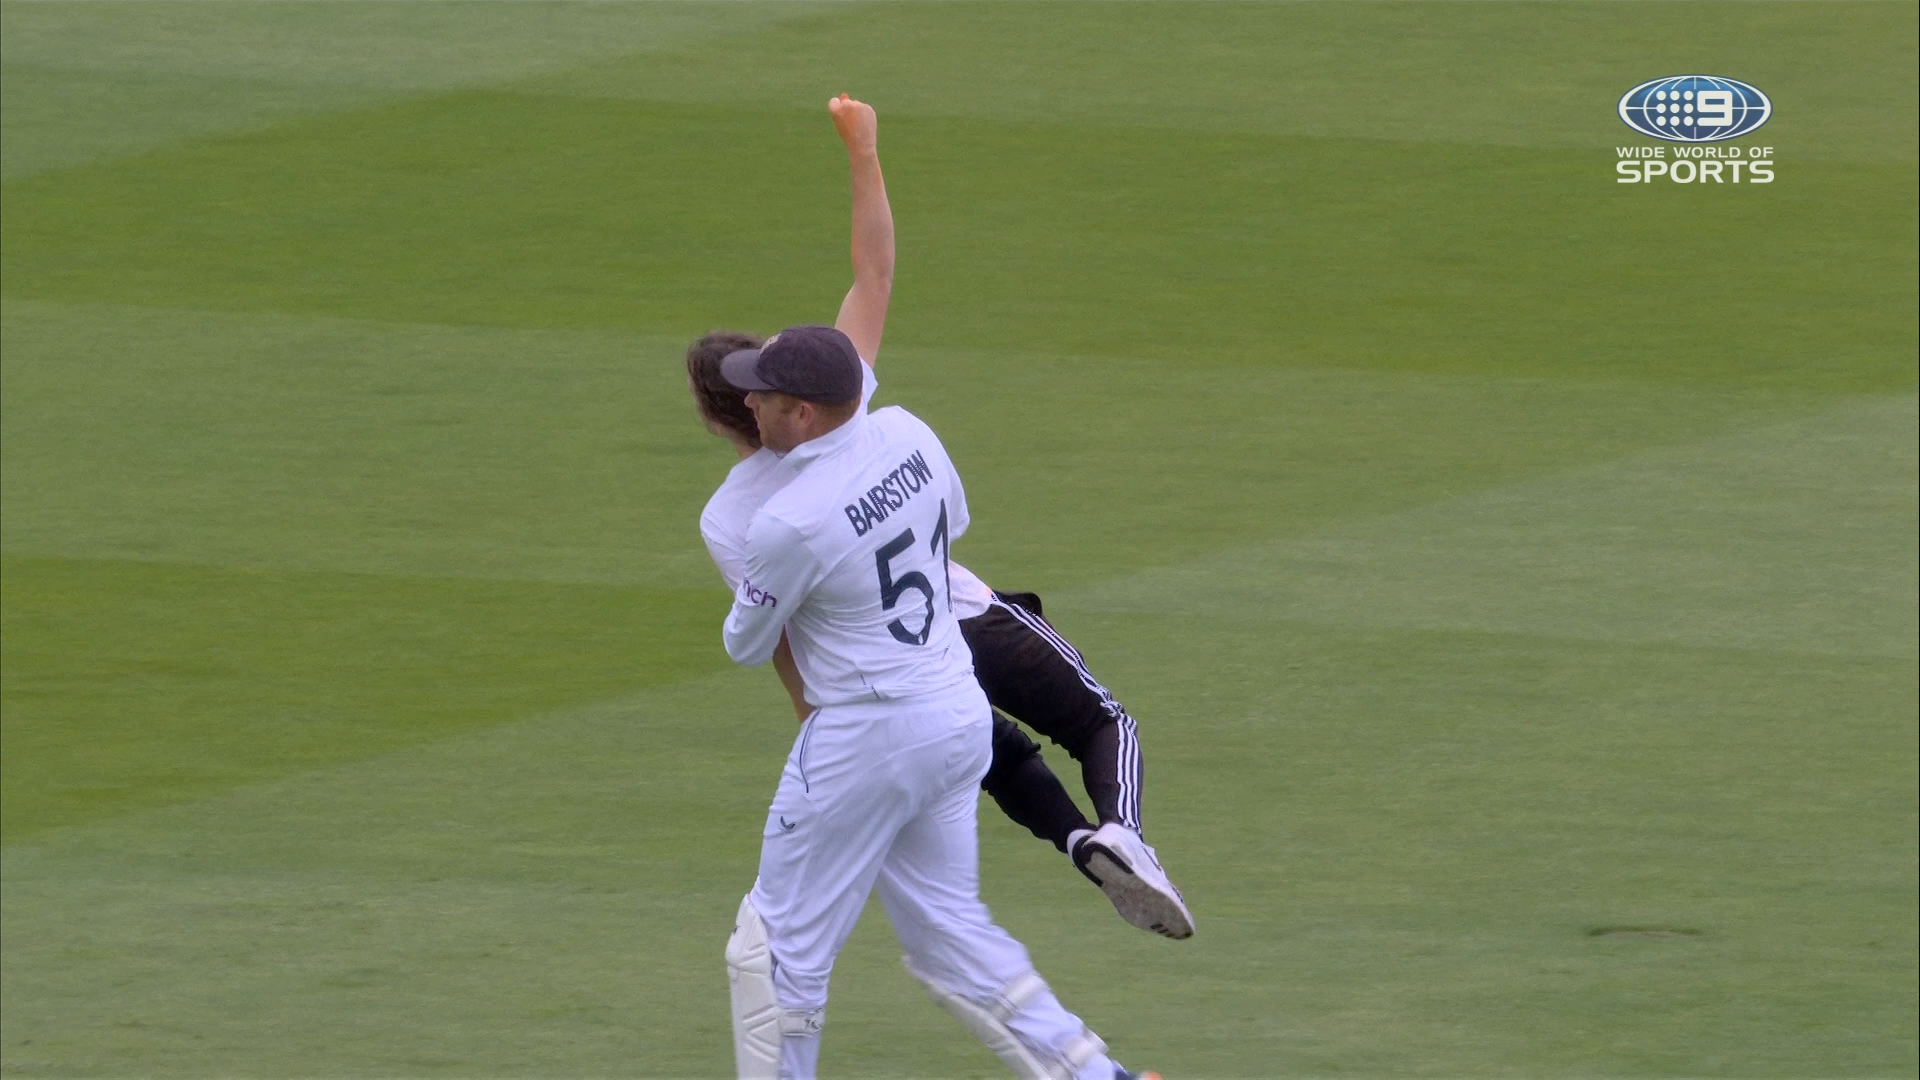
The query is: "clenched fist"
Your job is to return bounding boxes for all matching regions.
[829,93,877,157]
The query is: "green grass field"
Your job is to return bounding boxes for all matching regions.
[2,2,1915,1076]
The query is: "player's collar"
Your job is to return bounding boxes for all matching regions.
[782,406,868,466]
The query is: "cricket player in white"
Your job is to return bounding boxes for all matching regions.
[719,324,1130,1080]
[698,106,1191,950]
[713,97,1149,1080]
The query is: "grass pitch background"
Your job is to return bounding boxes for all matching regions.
[2,2,1914,1076]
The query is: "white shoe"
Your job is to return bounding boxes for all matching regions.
[1072,823,1194,940]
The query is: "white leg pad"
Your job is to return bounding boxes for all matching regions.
[901,956,1106,1080]
[727,895,824,1080]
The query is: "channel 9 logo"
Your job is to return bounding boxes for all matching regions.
[1618,76,1771,142]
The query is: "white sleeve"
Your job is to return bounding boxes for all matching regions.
[722,513,822,666]
[944,449,970,543]
[701,517,748,592]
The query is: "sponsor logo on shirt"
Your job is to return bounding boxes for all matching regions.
[843,450,935,537]
[739,578,778,610]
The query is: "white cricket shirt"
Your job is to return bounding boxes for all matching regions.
[720,398,979,706]
[946,560,993,621]
[701,452,794,594]
[701,366,994,614]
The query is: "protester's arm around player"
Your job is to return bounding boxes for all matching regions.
[770,638,810,722]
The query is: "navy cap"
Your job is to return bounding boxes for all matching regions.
[721,325,863,406]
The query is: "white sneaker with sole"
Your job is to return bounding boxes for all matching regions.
[1072,823,1194,940]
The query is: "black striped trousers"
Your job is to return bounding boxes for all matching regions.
[961,591,1145,836]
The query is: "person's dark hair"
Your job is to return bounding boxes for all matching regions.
[686,331,763,447]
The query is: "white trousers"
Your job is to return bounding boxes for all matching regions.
[749,682,1114,1080]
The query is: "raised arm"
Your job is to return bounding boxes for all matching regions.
[830,94,893,369]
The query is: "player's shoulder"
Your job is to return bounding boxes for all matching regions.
[865,405,955,471]
[866,403,932,436]
[751,442,873,554]
[756,410,946,538]
[742,500,813,558]
[861,405,943,456]
[752,471,833,546]
[702,450,788,534]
